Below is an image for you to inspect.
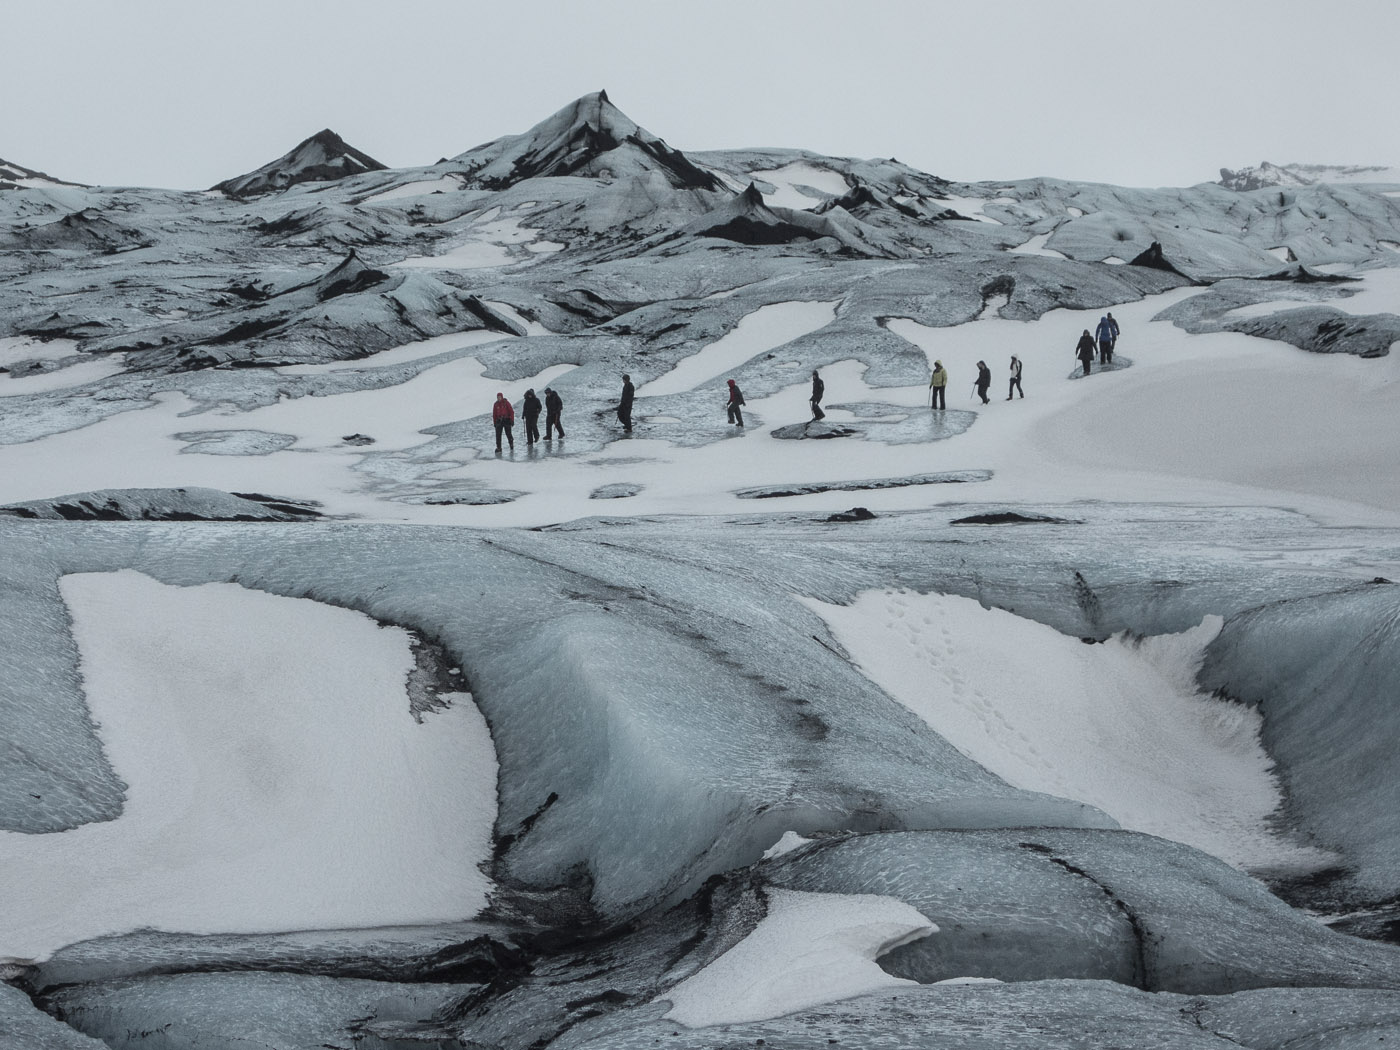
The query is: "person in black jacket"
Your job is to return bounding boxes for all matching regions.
[544,387,565,439]
[810,369,825,420]
[1076,330,1097,375]
[975,360,991,404]
[521,388,542,446]
[617,374,634,432]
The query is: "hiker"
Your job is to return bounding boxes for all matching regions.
[1095,313,1119,365]
[1075,330,1097,375]
[617,373,634,432]
[544,387,565,439]
[929,360,948,409]
[492,392,515,452]
[810,370,826,420]
[1007,355,1024,399]
[521,388,542,446]
[975,360,991,404]
[726,378,746,427]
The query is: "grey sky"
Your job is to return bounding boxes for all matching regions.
[5,0,1397,191]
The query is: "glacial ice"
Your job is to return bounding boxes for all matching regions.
[6,90,1400,1047]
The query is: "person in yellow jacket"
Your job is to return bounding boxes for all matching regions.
[929,360,948,409]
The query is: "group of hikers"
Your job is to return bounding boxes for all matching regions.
[929,355,1024,407]
[928,311,1122,407]
[491,387,564,451]
[1075,312,1120,375]
[490,313,1123,449]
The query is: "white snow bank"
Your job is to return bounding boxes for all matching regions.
[1008,232,1067,259]
[0,358,125,397]
[1225,267,1400,319]
[804,590,1334,873]
[660,890,934,1027]
[637,300,839,397]
[0,571,497,963]
[361,175,463,204]
[276,329,512,375]
[748,162,851,210]
[395,214,562,270]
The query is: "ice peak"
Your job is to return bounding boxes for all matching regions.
[453,92,723,193]
[212,129,387,198]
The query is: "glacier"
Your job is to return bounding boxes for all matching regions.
[3,90,1400,1047]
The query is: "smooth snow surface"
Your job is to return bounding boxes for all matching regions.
[0,571,496,963]
[807,590,1329,872]
[660,890,934,1027]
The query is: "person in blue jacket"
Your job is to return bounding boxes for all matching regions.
[1096,313,1120,365]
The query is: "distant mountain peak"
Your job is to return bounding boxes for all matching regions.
[212,129,387,198]
[453,92,724,193]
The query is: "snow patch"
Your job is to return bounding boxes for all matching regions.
[748,163,851,210]
[805,590,1333,872]
[0,570,497,962]
[1009,232,1067,259]
[660,890,934,1027]
[361,176,463,204]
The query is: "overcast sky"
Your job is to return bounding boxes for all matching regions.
[5,0,1397,191]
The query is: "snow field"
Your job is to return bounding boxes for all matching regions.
[805,589,1334,873]
[659,890,934,1027]
[746,162,852,210]
[3,270,1400,526]
[0,570,497,963]
[394,207,563,269]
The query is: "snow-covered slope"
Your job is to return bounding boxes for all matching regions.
[4,92,1400,1048]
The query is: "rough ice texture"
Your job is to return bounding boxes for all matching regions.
[6,92,1400,1046]
[42,971,464,1050]
[762,830,1400,994]
[0,487,322,521]
[0,982,107,1048]
[1198,582,1400,905]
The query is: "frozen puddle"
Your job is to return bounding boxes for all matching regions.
[0,571,497,962]
[660,890,933,1027]
[804,589,1333,872]
[637,300,839,397]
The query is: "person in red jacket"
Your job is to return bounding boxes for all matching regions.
[726,378,746,427]
[492,392,515,452]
